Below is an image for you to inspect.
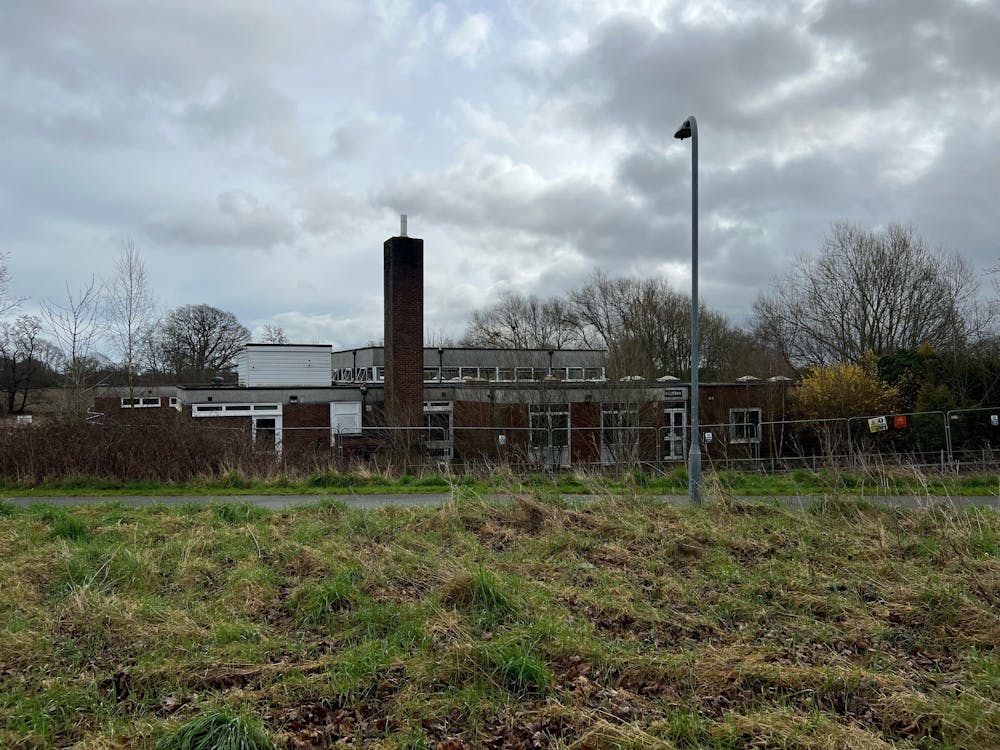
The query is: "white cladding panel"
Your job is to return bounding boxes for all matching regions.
[239,345,333,386]
[331,401,362,435]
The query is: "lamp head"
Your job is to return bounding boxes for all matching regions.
[674,118,692,140]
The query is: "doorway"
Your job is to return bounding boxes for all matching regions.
[664,407,686,461]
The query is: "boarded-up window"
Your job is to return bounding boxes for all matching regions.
[331,401,362,435]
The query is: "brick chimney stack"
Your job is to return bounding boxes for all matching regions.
[383,220,423,428]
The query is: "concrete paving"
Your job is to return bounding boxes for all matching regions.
[2,492,998,511]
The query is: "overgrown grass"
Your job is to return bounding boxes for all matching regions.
[2,492,999,747]
[4,465,1000,499]
[155,704,277,750]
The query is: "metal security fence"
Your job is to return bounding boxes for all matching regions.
[162,404,1000,476]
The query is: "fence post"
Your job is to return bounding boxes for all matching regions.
[846,418,854,470]
[944,410,954,467]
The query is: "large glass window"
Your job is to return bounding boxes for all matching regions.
[529,404,570,448]
[730,408,762,443]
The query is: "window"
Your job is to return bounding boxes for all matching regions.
[584,368,605,381]
[331,401,362,435]
[529,404,570,449]
[121,396,161,408]
[424,368,439,381]
[730,408,761,443]
[497,368,515,382]
[566,367,584,381]
[192,403,280,417]
[424,401,454,460]
[515,367,534,381]
[601,403,640,462]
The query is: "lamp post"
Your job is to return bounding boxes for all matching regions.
[359,384,368,429]
[437,347,444,383]
[674,115,701,505]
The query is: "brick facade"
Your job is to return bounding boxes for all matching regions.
[282,402,331,452]
[383,235,424,428]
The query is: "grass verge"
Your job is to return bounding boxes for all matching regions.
[2,466,999,498]
[1,491,999,747]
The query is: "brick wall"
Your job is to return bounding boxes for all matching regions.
[93,396,178,423]
[570,402,601,465]
[282,402,331,452]
[383,235,424,428]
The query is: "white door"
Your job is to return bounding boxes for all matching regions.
[252,415,283,456]
[664,408,686,461]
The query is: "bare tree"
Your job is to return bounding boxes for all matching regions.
[42,276,104,395]
[567,271,752,380]
[461,291,577,349]
[753,222,981,370]
[106,238,156,397]
[0,252,24,318]
[0,315,59,414]
[260,324,289,344]
[424,327,455,348]
[154,304,250,380]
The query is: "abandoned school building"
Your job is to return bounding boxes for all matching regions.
[94,225,794,469]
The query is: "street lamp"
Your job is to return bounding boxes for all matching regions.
[674,115,701,505]
[359,384,368,429]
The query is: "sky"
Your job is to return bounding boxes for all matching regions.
[2,0,998,354]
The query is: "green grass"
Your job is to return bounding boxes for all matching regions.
[155,704,277,750]
[2,491,999,747]
[2,466,998,498]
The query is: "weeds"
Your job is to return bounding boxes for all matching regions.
[2,494,999,748]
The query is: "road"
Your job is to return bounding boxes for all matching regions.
[2,493,998,510]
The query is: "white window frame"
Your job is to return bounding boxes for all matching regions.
[192,403,281,417]
[121,396,161,409]
[729,408,762,444]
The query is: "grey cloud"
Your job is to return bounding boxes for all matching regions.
[145,190,296,250]
[329,112,402,160]
[556,12,816,137]
[378,158,687,267]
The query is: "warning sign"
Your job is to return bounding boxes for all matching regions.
[868,416,888,433]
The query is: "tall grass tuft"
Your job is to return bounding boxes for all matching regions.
[482,641,550,693]
[49,514,90,541]
[155,705,277,750]
[286,569,362,624]
[441,565,519,628]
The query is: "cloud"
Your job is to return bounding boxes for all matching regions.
[445,13,492,64]
[4,0,1000,347]
[329,111,402,159]
[145,190,296,250]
